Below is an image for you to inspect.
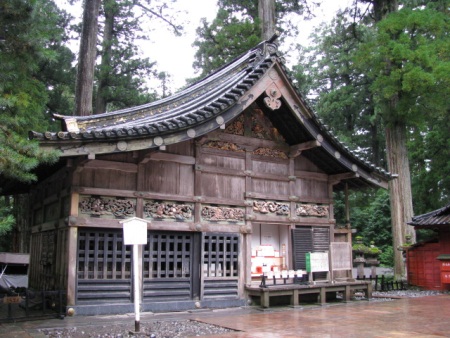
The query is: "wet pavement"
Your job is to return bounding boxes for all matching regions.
[1,295,449,337]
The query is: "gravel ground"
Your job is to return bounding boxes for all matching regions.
[40,289,448,338]
[39,319,237,338]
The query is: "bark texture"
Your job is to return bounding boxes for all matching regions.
[75,0,101,116]
[385,122,415,278]
[258,0,276,40]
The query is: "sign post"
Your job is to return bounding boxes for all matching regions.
[121,217,148,334]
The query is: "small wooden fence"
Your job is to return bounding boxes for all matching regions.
[0,289,66,322]
[356,275,408,292]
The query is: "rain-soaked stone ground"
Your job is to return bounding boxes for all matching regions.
[39,289,447,338]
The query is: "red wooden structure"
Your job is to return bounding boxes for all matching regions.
[406,203,450,291]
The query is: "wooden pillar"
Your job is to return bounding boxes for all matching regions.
[66,192,79,307]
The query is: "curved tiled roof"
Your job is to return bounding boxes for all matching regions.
[29,35,392,190]
[30,40,274,141]
[408,203,450,228]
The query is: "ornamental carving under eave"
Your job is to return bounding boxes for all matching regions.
[253,200,290,216]
[253,147,288,159]
[203,140,245,152]
[144,201,193,221]
[224,115,245,135]
[201,206,245,223]
[296,204,329,218]
[79,196,136,219]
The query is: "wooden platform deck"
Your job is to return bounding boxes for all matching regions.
[245,280,372,308]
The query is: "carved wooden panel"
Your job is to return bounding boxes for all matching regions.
[253,147,288,159]
[203,141,245,153]
[143,200,194,221]
[224,114,244,135]
[296,203,329,218]
[252,200,290,217]
[201,205,245,224]
[251,109,285,142]
[79,195,136,219]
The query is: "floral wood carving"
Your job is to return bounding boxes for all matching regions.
[224,115,244,135]
[201,206,245,223]
[253,147,288,159]
[253,201,290,216]
[79,196,136,219]
[296,204,329,218]
[203,141,245,152]
[251,109,285,142]
[143,201,193,221]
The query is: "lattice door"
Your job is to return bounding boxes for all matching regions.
[76,229,132,304]
[143,232,195,301]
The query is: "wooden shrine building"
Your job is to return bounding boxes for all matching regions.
[6,37,392,315]
[406,203,450,291]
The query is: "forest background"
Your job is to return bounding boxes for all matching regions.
[0,0,448,274]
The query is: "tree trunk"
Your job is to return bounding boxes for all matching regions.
[95,0,116,115]
[258,0,276,40]
[75,0,101,116]
[385,121,415,279]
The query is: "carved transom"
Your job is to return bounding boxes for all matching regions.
[253,147,288,159]
[253,200,290,216]
[143,200,193,221]
[79,196,136,219]
[203,140,245,152]
[252,109,285,142]
[225,115,244,135]
[201,205,245,223]
[296,204,329,218]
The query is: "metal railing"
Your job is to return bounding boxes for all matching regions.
[0,289,66,322]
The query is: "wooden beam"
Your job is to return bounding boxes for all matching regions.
[80,159,137,172]
[329,172,359,185]
[140,151,196,165]
[289,140,321,158]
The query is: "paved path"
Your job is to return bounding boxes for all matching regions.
[1,295,449,337]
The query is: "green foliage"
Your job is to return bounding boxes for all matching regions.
[93,0,164,113]
[192,8,261,78]
[349,189,393,265]
[358,7,450,127]
[409,118,450,214]
[192,0,316,79]
[293,11,386,166]
[0,0,60,183]
[378,245,394,267]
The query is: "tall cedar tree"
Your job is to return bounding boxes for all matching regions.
[0,0,60,184]
[359,3,449,277]
[74,0,184,116]
[192,0,317,79]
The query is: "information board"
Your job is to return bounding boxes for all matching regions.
[306,252,329,273]
[122,217,148,245]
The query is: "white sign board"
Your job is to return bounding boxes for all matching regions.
[122,218,148,245]
[306,252,329,272]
